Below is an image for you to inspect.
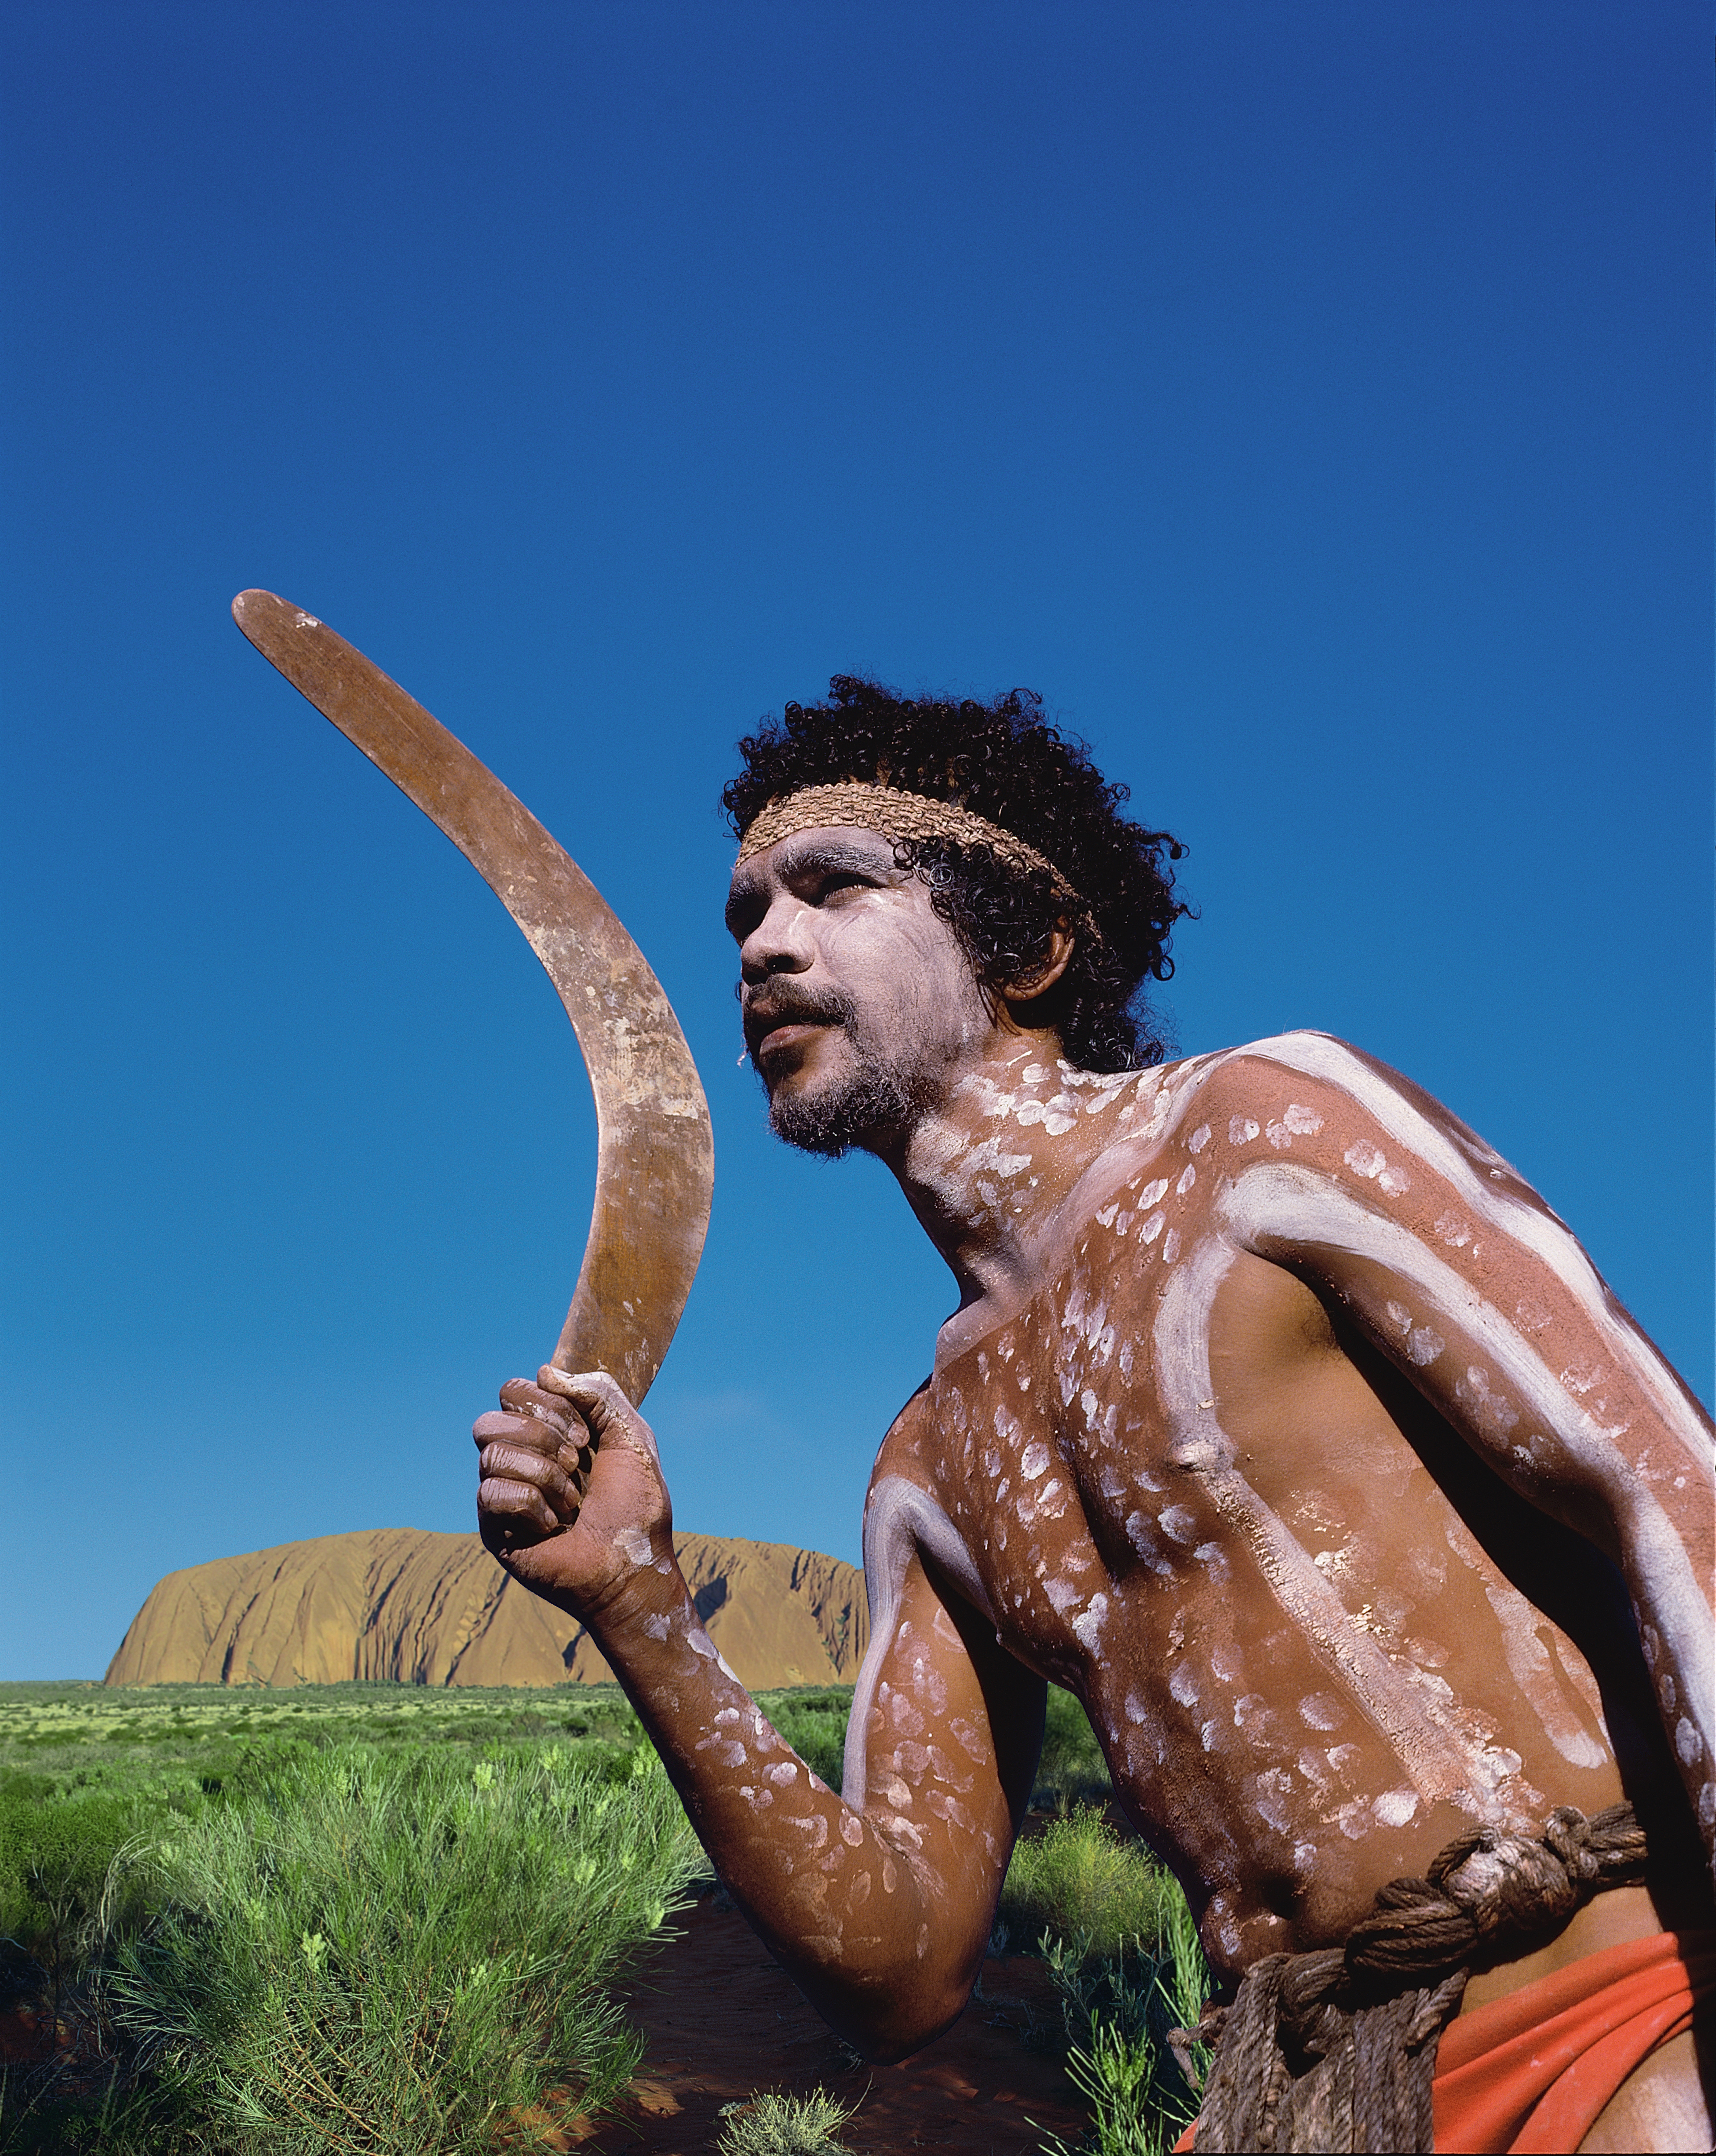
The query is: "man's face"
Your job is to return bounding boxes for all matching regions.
[725,825,995,1157]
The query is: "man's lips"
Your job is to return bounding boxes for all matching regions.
[754,1019,823,1051]
[743,999,847,1060]
[748,1016,836,1062]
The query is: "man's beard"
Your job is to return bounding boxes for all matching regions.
[768,1052,924,1158]
[747,985,927,1159]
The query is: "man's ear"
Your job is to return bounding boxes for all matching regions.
[1000,925,1076,1012]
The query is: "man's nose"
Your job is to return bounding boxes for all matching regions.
[739,894,815,982]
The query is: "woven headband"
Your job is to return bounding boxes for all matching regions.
[735,782,1079,901]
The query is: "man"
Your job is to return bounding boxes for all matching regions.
[474,681,1713,2153]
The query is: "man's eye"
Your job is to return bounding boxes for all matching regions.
[815,873,870,902]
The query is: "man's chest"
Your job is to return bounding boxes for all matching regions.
[897,1218,1400,1686]
[905,1227,1197,1680]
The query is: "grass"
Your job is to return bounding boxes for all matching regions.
[0,1679,1209,2153]
[110,1742,703,2153]
[0,1681,804,2153]
[3,1739,704,2153]
[0,1680,649,1793]
[1032,1687,1115,1813]
[1049,1887,1213,2156]
[999,1807,1181,1962]
[0,1681,655,2048]
[1000,1807,1213,2156]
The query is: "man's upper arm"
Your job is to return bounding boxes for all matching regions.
[1194,1033,1716,1849]
[843,1466,1045,1975]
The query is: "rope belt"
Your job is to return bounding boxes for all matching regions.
[1183,1801,1649,2153]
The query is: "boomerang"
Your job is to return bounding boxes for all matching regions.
[231,591,713,1405]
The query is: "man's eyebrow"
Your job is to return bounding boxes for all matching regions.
[723,874,759,933]
[773,835,899,879]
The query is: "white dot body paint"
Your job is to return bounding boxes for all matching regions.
[678,1026,1710,2038]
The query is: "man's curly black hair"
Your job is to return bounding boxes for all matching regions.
[722,677,1191,1071]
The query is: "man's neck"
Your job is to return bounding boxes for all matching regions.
[878,1037,1159,1320]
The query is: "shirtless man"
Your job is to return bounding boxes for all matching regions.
[473,681,1714,2152]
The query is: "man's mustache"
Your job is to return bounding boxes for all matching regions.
[742,982,854,1052]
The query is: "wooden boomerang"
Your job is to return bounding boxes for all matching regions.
[232,590,714,1406]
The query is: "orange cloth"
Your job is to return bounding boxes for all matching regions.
[1170,1929,1715,2156]
[1431,1929,1715,2154]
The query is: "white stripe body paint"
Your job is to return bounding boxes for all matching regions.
[1216,1161,1715,1797]
[1228,1033,1711,1469]
[847,1474,994,1813]
[1153,1235,1524,1815]
[1441,1512,1610,1770]
[823,1027,1709,1987]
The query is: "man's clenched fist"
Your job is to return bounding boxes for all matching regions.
[473,1368,674,1617]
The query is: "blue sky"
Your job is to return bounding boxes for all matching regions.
[3,3,1708,1680]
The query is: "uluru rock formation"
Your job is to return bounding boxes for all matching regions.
[105,1528,867,1692]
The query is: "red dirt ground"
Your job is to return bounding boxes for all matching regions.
[536,1896,1089,2153]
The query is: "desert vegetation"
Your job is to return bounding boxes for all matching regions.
[0,1679,1208,2154]
[1000,1690,1213,2156]
[0,1682,700,2151]
[1016,1822,1211,2156]
[716,2087,859,2155]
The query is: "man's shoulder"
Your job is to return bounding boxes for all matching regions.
[1099,1030,1435,1146]
[1083,1029,1520,1224]
[1151,1028,1395,1093]
[1062,1028,1485,1250]
[859,1388,989,1594]
[1168,1030,1504,1168]
[1066,1030,1381,1171]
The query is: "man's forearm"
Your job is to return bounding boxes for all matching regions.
[574,1560,976,2056]
[471,1370,1003,2048]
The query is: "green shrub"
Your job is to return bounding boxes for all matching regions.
[1049,1894,1213,2156]
[999,1807,1174,1961]
[1003,1808,1213,2155]
[0,1778,165,1997]
[0,1681,653,1801]
[717,2087,856,2155]
[99,1741,703,2154]
[1062,2008,1173,2156]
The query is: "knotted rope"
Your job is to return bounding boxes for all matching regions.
[1184,1801,1648,2153]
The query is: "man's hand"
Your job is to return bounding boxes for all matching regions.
[473,1369,672,1617]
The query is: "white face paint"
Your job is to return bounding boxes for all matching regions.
[730,827,997,1160]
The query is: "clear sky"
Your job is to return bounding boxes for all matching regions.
[2,3,1708,1680]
